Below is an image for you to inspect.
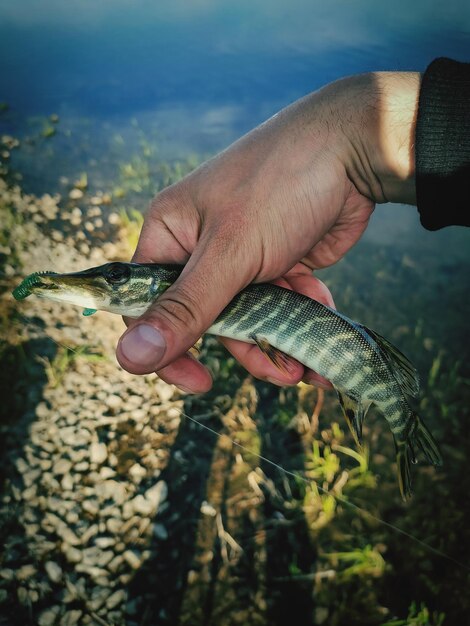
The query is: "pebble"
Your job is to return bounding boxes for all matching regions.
[45,561,62,583]
[60,610,83,626]
[157,385,175,403]
[61,474,74,491]
[201,501,217,517]
[95,537,115,549]
[53,458,72,479]
[106,518,122,534]
[128,463,147,482]
[39,607,61,626]
[69,188,84,200]
[152,523,168,541]
[106,589,127,610]
[90,442,108,464]
[95,480,127,505]
[106,394,123,412]
[123,550,142,570]
[64,546,82,564]
[145,480,168,511]
[16,564,37,581]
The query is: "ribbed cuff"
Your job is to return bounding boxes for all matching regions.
[416,57,470,230]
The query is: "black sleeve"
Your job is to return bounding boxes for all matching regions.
[415,57,470,230]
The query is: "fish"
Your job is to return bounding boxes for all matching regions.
[13,261,442,499]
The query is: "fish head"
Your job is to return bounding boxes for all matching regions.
[12,262,182,317]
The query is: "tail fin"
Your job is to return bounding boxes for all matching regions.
[395,414,442,501]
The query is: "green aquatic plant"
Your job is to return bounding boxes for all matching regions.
[382,602,445,626]
[325,544,386,581]
[38,345,105,388]
[118,207,144,250]
[41,125,56,138]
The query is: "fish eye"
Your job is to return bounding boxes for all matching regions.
[103,263,131,285]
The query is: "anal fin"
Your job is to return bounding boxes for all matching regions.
[249,334,294,375]
[335,388,370,447]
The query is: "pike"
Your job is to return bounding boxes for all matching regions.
[13,261,442,499]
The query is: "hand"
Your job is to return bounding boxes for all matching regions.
[116,72,420,392]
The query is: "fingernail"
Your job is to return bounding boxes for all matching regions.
[120,324,166,367]
[266,376,287,387]
[177,384,197,394]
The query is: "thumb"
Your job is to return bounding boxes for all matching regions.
[116,226,254,375]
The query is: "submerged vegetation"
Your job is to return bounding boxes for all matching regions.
[0,119,469,625]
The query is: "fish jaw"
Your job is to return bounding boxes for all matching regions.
[13,270,111,312]
[12,263,183,317]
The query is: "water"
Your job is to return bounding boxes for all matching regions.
[1,0,469,198]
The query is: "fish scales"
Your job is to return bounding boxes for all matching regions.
[212,284,396,406]
[12,261,442,499]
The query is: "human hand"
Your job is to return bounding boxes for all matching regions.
[116,72,420,392]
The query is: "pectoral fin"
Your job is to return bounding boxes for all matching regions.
[335,388,370,447]
[83,308,97,316]
[249,335,293,375]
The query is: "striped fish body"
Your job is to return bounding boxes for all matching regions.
[13,262,442,497]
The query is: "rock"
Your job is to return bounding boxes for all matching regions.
[99,466,116,480]
[39,606,61,626]
[16,564,37,581]
[69,188,83,200]
[128,463,147,482]
[107,554,124,573]
[106,589,127,610]
[95,479,127,504]
[82,499,99,516]
[145,480,167,511]
[45,561,62,583]
[52,458,72,475]
[15,457,29,474]
[157,384,174,402]
[106,394,123,412]
[129,494,154,517]
[74,461,90,472]
[60,610,83,626]
[123,550,142,570]
[95,537,115,549]
[64,545,82,564]
[82,546,114,568]
[200,501,217,517]
[61,474,74,491]
[106,518,122,534]
[17,586,29,606]
[0,569,14,581]
[314,607,329,625]
[80,524,98,544]
[58,527,80,546]
[90,442,107,464]
[152,523,168,540]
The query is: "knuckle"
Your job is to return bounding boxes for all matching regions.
[154,286,203,332]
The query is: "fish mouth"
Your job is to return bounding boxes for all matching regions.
[12,271,61,300]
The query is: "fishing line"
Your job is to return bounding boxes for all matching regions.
[13,314,470,573]
[180,409,470,573]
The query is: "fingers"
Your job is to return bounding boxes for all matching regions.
[156,352,213,394]
[116,219,255,381]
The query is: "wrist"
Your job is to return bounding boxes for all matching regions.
[337,72,421,205]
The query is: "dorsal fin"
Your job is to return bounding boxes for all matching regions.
[361,326,419,397]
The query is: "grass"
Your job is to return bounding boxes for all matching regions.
[37,345,106,388]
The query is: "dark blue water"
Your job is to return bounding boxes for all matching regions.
[1,0,469,161]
